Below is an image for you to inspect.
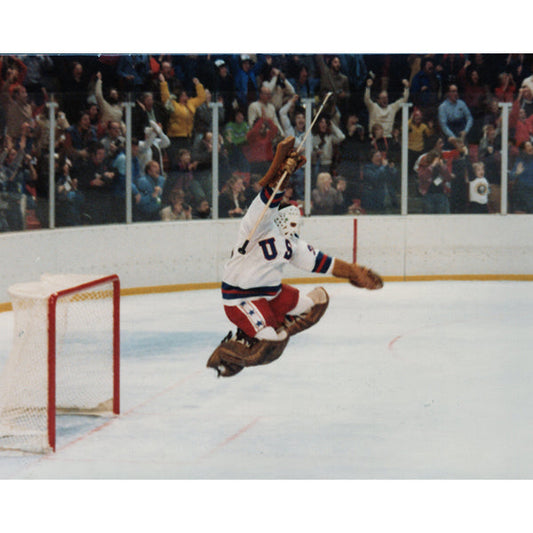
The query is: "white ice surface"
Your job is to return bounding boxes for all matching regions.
[0,281,532,480]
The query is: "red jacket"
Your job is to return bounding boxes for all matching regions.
[243,117,277,163]
[417,156,452,196]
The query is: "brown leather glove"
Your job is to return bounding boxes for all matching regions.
[280,150,306,176]
[258,137,306,189]
[332,259,384,290]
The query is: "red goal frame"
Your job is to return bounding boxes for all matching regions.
[47,274,120,451]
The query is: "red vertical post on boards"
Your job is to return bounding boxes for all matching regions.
[353,218,358,264]
[47,295,57,452]
[112,277,120,415]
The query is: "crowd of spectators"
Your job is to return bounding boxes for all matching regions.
[2,52,533,231]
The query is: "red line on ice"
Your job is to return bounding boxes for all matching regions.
[388,335,403,350]
[202,416,262,459]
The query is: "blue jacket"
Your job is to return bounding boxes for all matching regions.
[231,55,265,107]
[511,155,533,188]
[137,174,165,216]
[117,55,150,87]
[438,98,474,139]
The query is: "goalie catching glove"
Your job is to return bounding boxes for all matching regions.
[332,258,384,290]
[258,136,306,190]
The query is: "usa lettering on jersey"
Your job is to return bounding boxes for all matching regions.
[222,187,333,305]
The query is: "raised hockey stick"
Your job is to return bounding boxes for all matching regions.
[237,92,333,255]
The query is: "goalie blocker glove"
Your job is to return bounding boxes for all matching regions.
[332,258,384,290]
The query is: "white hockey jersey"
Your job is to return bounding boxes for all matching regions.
[222,187,333,305]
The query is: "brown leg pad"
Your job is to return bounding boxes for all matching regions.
[282,287,329,336]
[207,332,290,377]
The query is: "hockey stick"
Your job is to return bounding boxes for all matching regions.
[237,92,333,255]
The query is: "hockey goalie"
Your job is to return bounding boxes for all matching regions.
[207,136,384,377]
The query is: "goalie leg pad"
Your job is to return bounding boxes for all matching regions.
[206,331,245,377]
[207,329,290,377]
[282,287,329,336]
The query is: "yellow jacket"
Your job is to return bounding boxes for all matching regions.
[160,80,206,138]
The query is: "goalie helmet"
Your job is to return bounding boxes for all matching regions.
[274,205,301,238]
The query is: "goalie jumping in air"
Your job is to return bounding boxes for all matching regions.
[207,136,383,377]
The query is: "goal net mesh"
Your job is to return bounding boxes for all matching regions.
[0,274,117,453]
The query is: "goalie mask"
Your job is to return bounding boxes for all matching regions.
[274,205,301,238]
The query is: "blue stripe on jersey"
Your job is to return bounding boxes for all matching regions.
[221,282,282,300]
[260,186,284,208]
[312,252,332,274]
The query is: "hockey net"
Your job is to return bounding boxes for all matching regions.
[0,274,120,454]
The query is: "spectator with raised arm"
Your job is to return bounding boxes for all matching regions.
[410,58,442,121]
[494,72,516,103]
[361,149,400,213]
[364,77,410,138]
[0,125,33,230]
[458,66,489,143]
[311,114,345,179]
[407,108,434,178]
[20,54,54,105]
[159,72,206,168]
[316,54,350,124]
[192,130,230,198]
[116,54,151,95]
[212,58,236,118]
[94,72,125,135]
[482,97,502,133]
[151,59,181,99]
[132,91,168,140]
[279,95,306,145]
[247,84,284,136]
[288,64,319,100]
[260,59,296,112]
[106,139,129,223]
[58,60,91,125]
[137,120,171,177]
[193,88,225,143]
[416,149,452,214]
[510,107,533,148]
[232,54,263,109]
[242,116,278,176]
[0,55,28,89]
[279,95,306,199]
[509,76,533,142]
[0,70,33,141]
[337,113,366,202]
[55,156,85,227]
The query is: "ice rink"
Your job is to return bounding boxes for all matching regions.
[0,279,532,481]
